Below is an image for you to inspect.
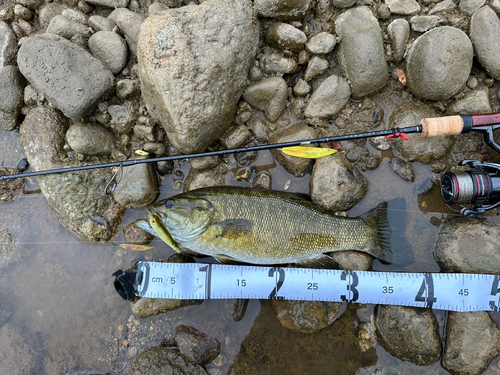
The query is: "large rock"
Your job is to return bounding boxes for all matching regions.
[255,0,314,20]
[375,306,442,366]
[470,6,500,80]
[17,34,115,119]
[435,218,500,273]
[0,65,25,131]
[46,15,92,39]
[335,7,388,99]
[304,74,351,119]
[19,107,124,242]
[138,0,259,154]
[406,26,473,101]
[443,312,500,375]
[266,22,307,52]
[66,122,117,156]
[0,21,17,68]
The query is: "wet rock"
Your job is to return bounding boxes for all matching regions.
[247,117,270,142]
[375,306,441,366]
[306,31,336,54]
[470,7,500,81]
[88,15,115,32]
[123,221,154,245]
[138,0,258,154]
[226,299,249,321]
[266,22,307,52]
[260,53,298,75]
[66,122,117,156]
[391,157,415,182]
[386,0,420,14]
[189,156,219,171]
[388,19,409,63]
[112,156,159,209]
[429,0,456,13]
[304,55,328,81]
[0,6,15,23]
[253,171,272,189]
[331,251,373,271]
[235,168,251,181]
[142,142,167,156]
[0,225,20,269]
[406,26,473,101]
[129,347,209,375]
[310,154,368,211]
[335,7,388,99]
[19,107,124,242]
[0,168,24,202]
[435,218,500,273]
[357,155,381,172]
[17,34,114,120]
[409,15,441,32]
[390,105,454,164]
[219,125,252,149]
[108,8,143,56]
[184,163,227,192]
[270,123,317,177]
[346,146,369,163]
[108,104,134,134]
[255,0,313,20]
[304,74,351,119]
[131,297,202,319]
[47,15,91,39]
[243,77,288,123]
[86,0,128,7]
[0,325,38,375]
[272,300,347,333]
[0,66,25,131]
[88,31,128,75]
[174,325,221,365]
[459,0,486,15]
[446,87,491,115]
[293,78,310,96]
[369,135,392,151]
[444,312,500,375]
[116,79,139,99]
[0,22,17,68]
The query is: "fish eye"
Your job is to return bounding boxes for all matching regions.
[165,200,174,208]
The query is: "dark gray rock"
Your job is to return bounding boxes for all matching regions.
[0,224,20,269]
[189,156,219,171]
[108,8,143,56]
[388,19,409,62]
[243,77,288,123]
[266,22,307,52]
[253,171,272,189]
[174,325,221,365]
[303,55,328,81]
[138,0,258,154]
[129,347,209,375]
[305,32,336,55]
[184,163,227,192]
[376,306,442,366]
[17,34,115,120]
[304,74,351,119]
[219,125,252,149]
[0,66,25,131]
[0,21,17,68]
[88,15,115,32]
[335,6,388,98]
[47,15,91,39]
[88,31,128,75]
[255,0,313,20]
[444,312,500,375]
[259,53,298,75]
[270,123,317,177]
[391,157,415,182]
[310,154,368,211]
[470,6,500,81]
[66,122,117,156]
[19,107,124,242]
[435,218,500,273]
[406,26,473,101]
[272,300,347,333]
[386,0,421,14]
[446,88,492,115]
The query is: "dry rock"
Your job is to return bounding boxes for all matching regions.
[243,77,288,123]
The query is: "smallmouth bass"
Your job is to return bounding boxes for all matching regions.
[141,186,391,267]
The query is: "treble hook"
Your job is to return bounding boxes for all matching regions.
[105,164,123,195]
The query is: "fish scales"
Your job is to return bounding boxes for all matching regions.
[142,186,392,266]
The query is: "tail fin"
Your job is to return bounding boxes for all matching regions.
[361,202,392,263]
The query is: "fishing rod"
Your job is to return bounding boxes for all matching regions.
[2,112,500,193]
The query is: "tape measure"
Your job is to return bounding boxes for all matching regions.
[113,262,500,312]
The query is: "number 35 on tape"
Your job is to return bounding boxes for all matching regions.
[134,262,500,312]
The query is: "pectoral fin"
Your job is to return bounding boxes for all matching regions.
[212,219,253,240]
[296,254,339,269]
[213,254,240,264]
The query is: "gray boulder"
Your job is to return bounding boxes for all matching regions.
[88,31,128,74]
[19,107,124,242]
[470,6,500,81]
[310,154,368,211]
[17,34,115,119]
[304,74,351,119]
[406,26,473,101]
[375,305,442,366]
[138,0,259,154]
[0,21,17,68]
[444,312,500,375]
[254,0,313,20]
[66,122,117,156]
[335,7,388,99]
[0,65,25,131]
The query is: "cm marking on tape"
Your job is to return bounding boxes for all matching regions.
[132,262,500,312]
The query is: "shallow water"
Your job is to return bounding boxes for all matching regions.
[3,97,500,375]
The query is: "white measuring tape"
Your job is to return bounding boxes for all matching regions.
[125,261,500,312]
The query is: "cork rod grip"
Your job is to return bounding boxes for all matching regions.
[420,116,464,137]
